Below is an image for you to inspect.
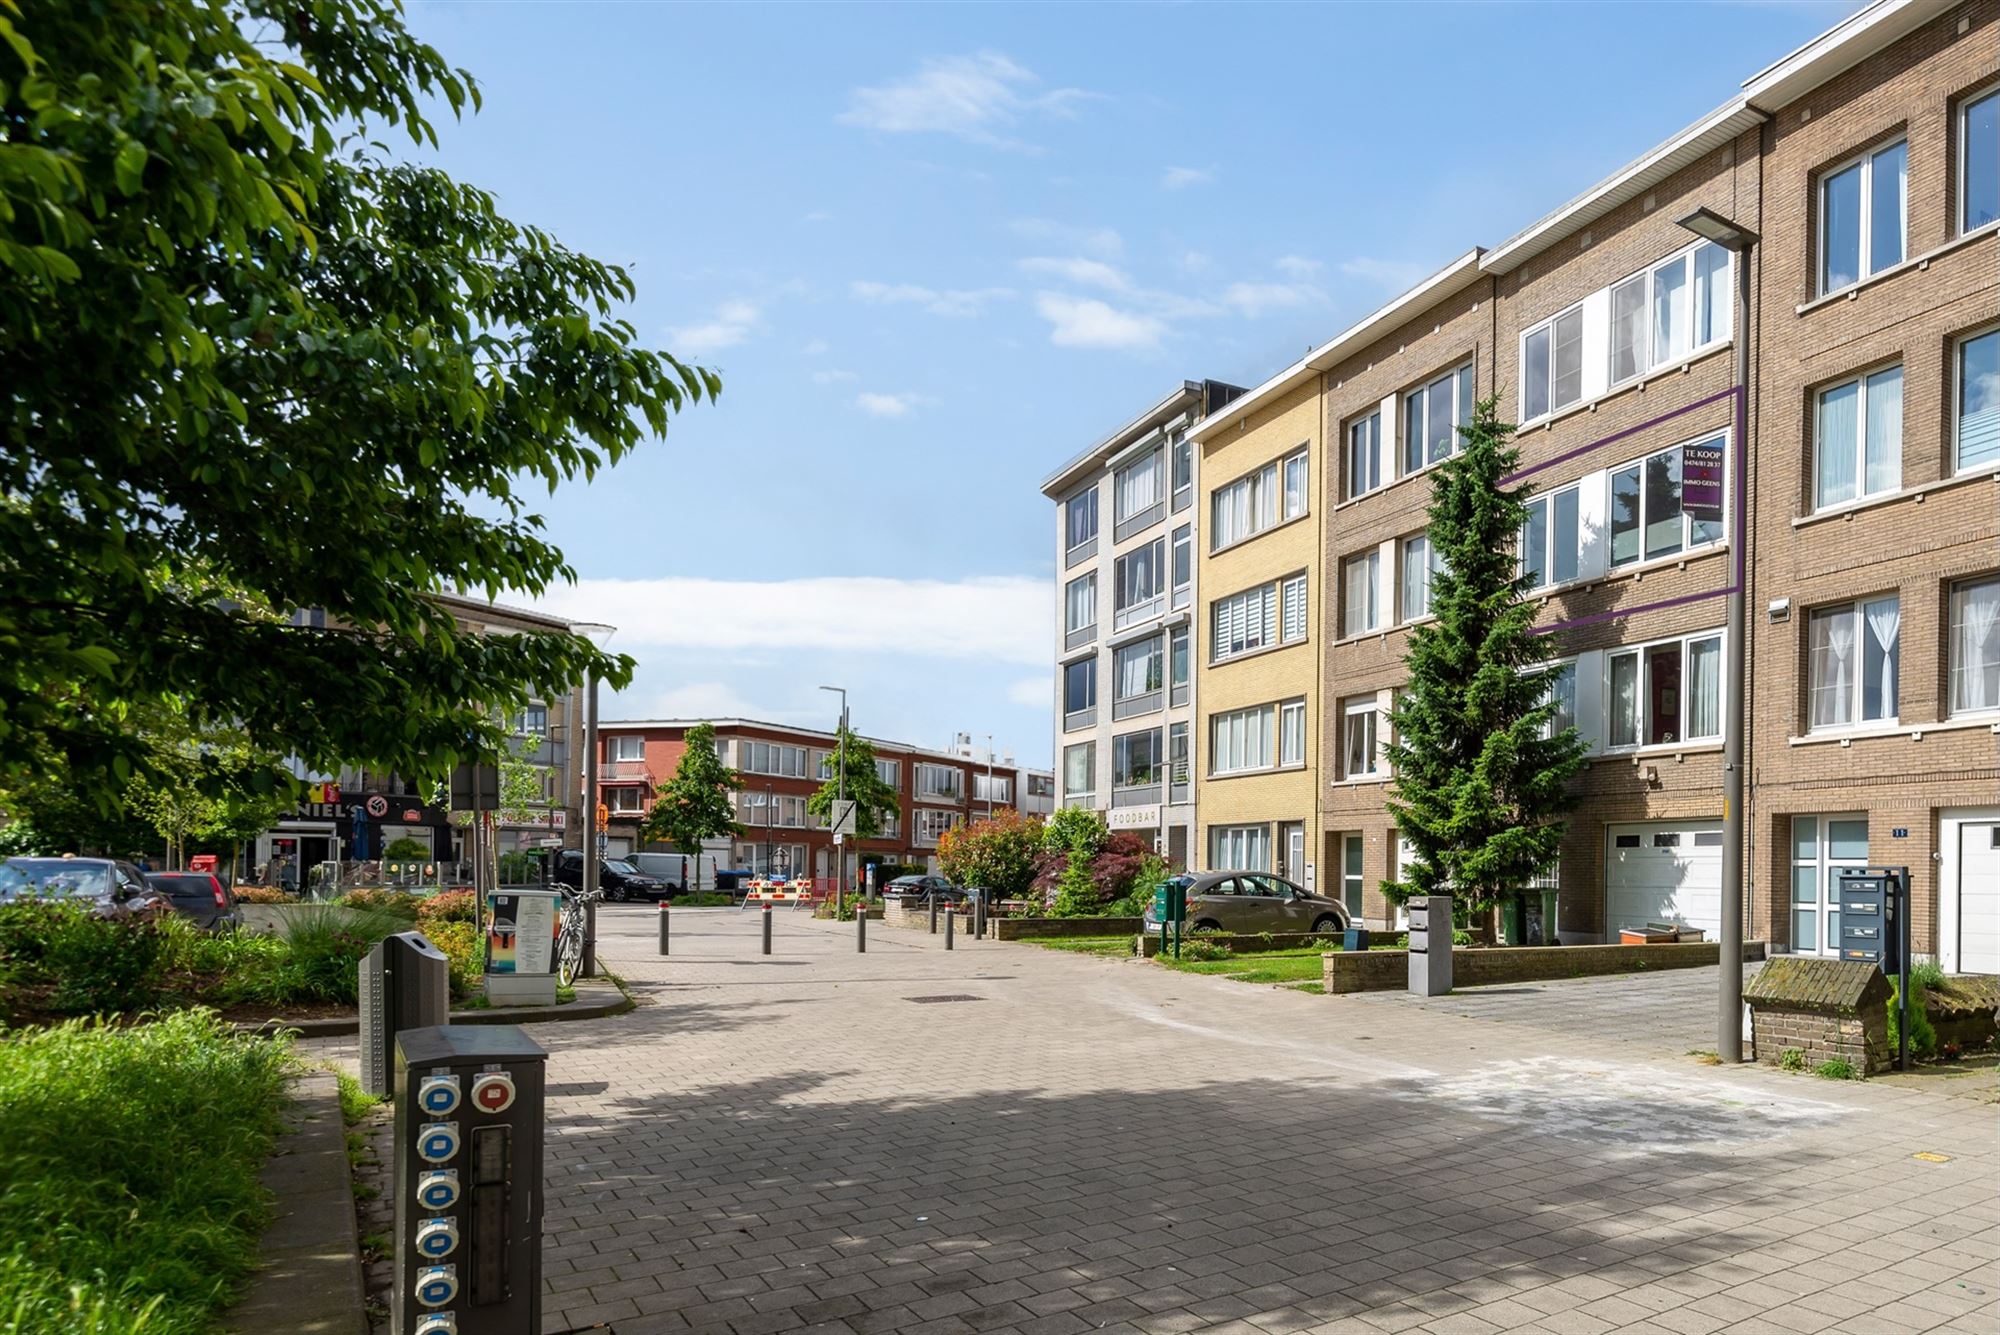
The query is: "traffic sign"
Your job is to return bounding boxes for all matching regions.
[595,802,609,829]
[829,799,858,839]
[535,836,563,848]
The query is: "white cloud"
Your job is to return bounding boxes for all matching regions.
[801,338,829,356]
[1339,256,1431,290]
[666,299,760,356]
[802,210,832,223]
[839,52,1095,150]
[854,391,921,418]
[812,369,857,385]
[1275,255,1323,278]
[1017,256,1129,291]
[851,279,1014,317]
[1034,293,1166,351]
[636,681,768,720]
[524,575,1051,666]
[1179,251,1211,274]
[1006,218,1122,257]
[1220,281,1320,318]
[1006,675,1050,707]
[1161,165,1213,190]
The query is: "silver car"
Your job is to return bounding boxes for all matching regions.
[1143,871,1350,936]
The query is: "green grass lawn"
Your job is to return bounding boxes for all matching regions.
[1156,947,1330,985]
[1027,936,1137,958]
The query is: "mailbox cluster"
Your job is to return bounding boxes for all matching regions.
[393,1026,547,1335]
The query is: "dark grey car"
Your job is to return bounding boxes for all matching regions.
[882,874,962,906]
[0,856,167,918]
[147,871,240,932]
[1142,871,1350,936]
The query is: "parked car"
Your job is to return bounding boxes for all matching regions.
[553,850,668,903]
[629,851,723,895]
[881,873,963,906]
[0,856,168,918]
[146,870,240,932]
[1142,871,1350,936]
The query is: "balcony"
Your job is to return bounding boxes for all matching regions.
[1065,536,1097,568]
[1063,706,1097,732]
[1113,595,1162,633]
[1113,501,1165,545]
[1065,622,1097,652]
[1112,690,1161,722]
[1112,784,1161,808]
[599,759,653,783]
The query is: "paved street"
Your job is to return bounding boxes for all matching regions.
[317,908,1998,1335]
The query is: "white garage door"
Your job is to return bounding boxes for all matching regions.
[1606,822,1723,942]
[1958,823,2000,975]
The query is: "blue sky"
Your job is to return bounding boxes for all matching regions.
[404,0,1858,766]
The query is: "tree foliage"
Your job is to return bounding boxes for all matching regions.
[805,727,899,840]
[0,0,718,796]
[936,809,1041,896]
[1384,398,1587,915]
[640,723,742,858]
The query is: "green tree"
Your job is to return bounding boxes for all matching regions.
[936,810,1042,896]
[806,728,899,839]
[0,1,717,797]
[126,706,294,869]
[1384,398,1588,935]
[639,723,743,865]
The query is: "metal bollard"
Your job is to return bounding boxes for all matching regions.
[762,905,772,955]
[944,905,954,950]
[658,903,670,956]
[856,903,867,953]
[928,896,938,934]
[973,891,985,939]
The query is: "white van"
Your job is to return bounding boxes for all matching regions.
[630,852,720,895]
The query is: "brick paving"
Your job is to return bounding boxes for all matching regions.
[310,907,1999,1335]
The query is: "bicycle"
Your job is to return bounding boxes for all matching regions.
[554,884,601,987]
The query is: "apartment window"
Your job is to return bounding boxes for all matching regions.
[1279,699,1307,768]
[874,758,900,787]
[510,705,548,736]
[1113,537,1166,628]
[916,763,963,801]
[1169,625,1189,699]
[914,808,961,846]
[1171,430,1193,507]
[1520,485,1581,590]
[1608,632,1723,748]
[1064,572,1096,639]
[1949,575,2000,715]
[1168,722,1190,798]
[1114,448,1164,525]
[1282,449,1309,520]
[1281,574,1307,643]
[974,773,1012,805]
[1065,487,1098,555]
[1209,704,1274,776]
[1211,581,1278,663]
[610,786,645,814]
[1171,523,1193,608]
[1341,835,1366,915]
[1808,596,1899,730]
[1343,550,1381,637]
[1522,306,1583,420]
[1063,742,1095,796]
[1964,85,1998,234]
[739,740,807,777]
[1112,728,1163,789]
[1404,363,1475,472]
[1210,825,1272,872]
[1609,433,1726,567]
[1958,326,1999,474]
[1113,636,1164,716]
[1607,242,1732,388]
[1820,140,1906,294]
[1348,411,1383,498]
[1027,773,1054,799]
[1540,660,1578,739]
[1341,697,1380,780]
[608,735,644,763]
[1815,366,1902,509]
[1399,534,1443,622]
[1062,656,1096,727]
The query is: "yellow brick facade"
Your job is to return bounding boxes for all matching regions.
[1192,379,1325,883]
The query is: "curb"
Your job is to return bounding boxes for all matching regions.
[233,979,632,1038]
[224,1070,366,1335]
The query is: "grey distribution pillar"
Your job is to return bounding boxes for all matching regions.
[360,932,451,1098]
[1407,895,1453,997]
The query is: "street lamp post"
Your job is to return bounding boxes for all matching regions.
[1675,207,1757,1065]
[985,732,994,820]
[571,622,616,981]
[820,685,847,906]
[765,783,774,878]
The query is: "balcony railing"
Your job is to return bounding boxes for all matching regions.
[1063,706,1097,732]
[1065,622,1097,652]
[599,759,653,782]
[1112,783,1161,808]
[1113,501,1165,545]
[1112,690,1161,722]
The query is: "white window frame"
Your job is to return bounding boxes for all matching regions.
[1605,240,1733,387]
[1342,550,1381,638]
[1210,824,1273,873]
[1064,572,1096,634]
[1210,448,1305,551]
[1209,703,1275,776]
[1961,83,1998,236]
[1538,659,1578,740]
[1112,635,1164,708]
[1342,696,1381,780]
[1818,138,1907,296]
[1113,537,1167,629]
[1171,523,1193,608]
[1948,574,2000,717]
[1064,487,1098,554]
[915,762,964,801]
[913,807,961,847]
[609,785,646,814]
[1211,580,1279,664]
[1519,484,1582,591]
[874,758,900,787]
[1791,814,1869,958]
[1278,699,1307,768]
[608,735,644,763]
[1807,595,1900,732]
[1280,573,1308,644]
[1521,304,1584,422]
[1399,533,1442,624]
[1814,364,1903,511]
[1170,429,1194,506]
[1112,727,1164,790]
[1403,362,1475,474]
[1605,630,1725,751]
[1348,410,1383,499]
[1062,743,1094,797]
[1956,324,2000,476]
[1608,431,1728,569]
[1062,655,1096,721]
[1281,448,1309,522]
[1113,447,1165,525]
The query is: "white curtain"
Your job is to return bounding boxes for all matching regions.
[1688,638,1722,739]
[1864,598,1900,721]
[1816,380,1859,507]
[1116,450,1161,522]
[1954,581,2000,713]
[1811,610,1856,729]
[1610,654,1639,747]
[1863,367,1902,497]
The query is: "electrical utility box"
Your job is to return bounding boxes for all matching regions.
[360,932,451,1098]
[1407,894,1454,997]
[393,1025,548,1335]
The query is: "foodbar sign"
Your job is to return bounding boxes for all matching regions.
[1682,440,1725,524]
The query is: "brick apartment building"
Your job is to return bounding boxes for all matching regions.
[594,718,1052,884]
[1053,0,1998,966]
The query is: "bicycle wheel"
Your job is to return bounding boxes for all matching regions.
[555,920,583,987]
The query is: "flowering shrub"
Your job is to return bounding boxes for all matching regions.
[421,919,485,998]
[416,888,477,927]
[936,810,1042,896]
[234,885,298,904]
[334,887,420,918]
